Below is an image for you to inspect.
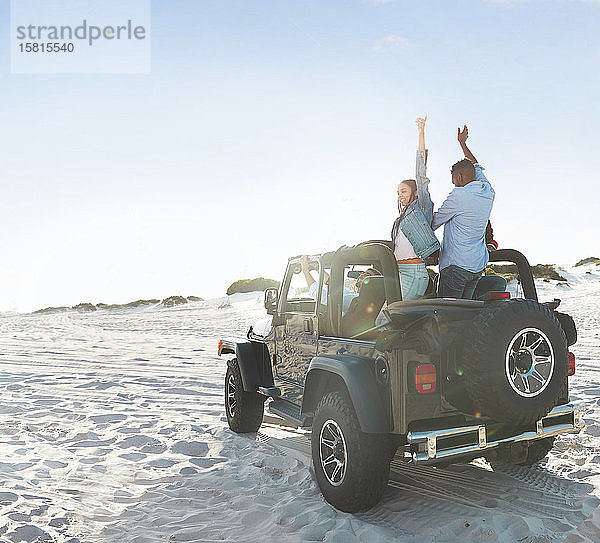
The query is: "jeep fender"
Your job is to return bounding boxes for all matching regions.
[233,341,273,392]
[555,311,577,346]
[302,355,391,433]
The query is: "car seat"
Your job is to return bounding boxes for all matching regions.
[340,276,386,337]
[473,274,508,300]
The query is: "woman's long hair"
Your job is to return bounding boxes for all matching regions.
[394,179,418,239]
[397,179,417,217]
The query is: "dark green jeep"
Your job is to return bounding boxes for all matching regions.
[218,241,584,512]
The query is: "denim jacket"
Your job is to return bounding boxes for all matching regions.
[391,150,440,261]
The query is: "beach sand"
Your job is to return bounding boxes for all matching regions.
[0,264,598,542]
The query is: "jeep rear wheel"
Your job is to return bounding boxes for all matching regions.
[461,299,568,426]
[311,391,390,513]
[224,359,265,433]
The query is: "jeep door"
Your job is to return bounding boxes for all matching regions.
[273,258,321,405]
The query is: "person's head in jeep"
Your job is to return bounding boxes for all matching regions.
[398,179,417,208]
[450,158,476,187]
[354,267,381,293]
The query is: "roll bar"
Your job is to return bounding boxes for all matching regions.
[488,249,537,302]
[328,241,401,336]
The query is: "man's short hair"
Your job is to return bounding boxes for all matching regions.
[451,158,475,179]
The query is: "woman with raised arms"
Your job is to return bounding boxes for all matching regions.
[391,116,440,300]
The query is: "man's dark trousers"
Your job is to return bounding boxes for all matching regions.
[438,265,482,299]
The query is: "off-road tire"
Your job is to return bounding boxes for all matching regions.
[461,299,568,426]
[224,359,264,433]
[311,391,390,513]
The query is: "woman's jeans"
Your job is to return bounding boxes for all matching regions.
[398,262,429,301]
[438,265,482,299]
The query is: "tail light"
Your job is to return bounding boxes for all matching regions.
[415,363,437,394]
[568,352,575,376]
[483,291,510,301]
[217,340,223,355]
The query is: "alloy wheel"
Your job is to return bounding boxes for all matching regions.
[505,327,555,398]
[226,373,237,417]
[319,419,348,486]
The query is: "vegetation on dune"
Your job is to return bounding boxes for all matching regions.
[487,263,567,282]
[485,264,518,280]
[33,296,203,314]
[532,265,568,281]
[226,278,280,296]
[575,257,600,267]
[33,306,70,314]
[161,296,188,307]
[97,299,160,310]
[33,303,97,314]
[72,303,97,312]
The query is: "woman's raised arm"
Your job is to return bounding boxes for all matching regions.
[417,116,426,152]
[415,116,434,222]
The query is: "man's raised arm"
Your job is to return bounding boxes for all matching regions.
[458,124,492,185]
[457,125,477,164]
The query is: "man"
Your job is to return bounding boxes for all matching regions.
[431,126,495,299]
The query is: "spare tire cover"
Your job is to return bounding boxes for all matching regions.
[460,299,568,426]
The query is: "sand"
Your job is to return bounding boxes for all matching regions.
[0,264,598,542]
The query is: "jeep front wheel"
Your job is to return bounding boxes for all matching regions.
[224,359,265,433]
[311,391,390,513]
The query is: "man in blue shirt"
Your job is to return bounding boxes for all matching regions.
[431,126,495,299]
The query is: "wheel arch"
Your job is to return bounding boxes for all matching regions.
[554,311,577,347]
[233,341,274,392]
[302,355,391,433]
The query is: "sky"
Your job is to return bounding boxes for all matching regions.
[0,0,599,312]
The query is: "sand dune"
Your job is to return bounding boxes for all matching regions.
[0,268,598,542]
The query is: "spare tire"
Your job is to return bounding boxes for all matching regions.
[461,299,568,426]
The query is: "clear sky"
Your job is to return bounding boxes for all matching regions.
[1,0,598,312]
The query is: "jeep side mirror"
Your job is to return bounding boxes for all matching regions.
[264,288,279,315]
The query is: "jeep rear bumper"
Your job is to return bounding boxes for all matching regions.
[407,401,586,464]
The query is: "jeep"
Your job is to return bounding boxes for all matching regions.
[218,241,584,512]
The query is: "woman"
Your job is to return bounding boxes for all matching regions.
[391,117,440,300]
